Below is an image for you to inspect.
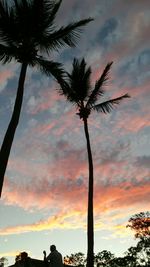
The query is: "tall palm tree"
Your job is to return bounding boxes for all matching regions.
[56,58,130,267]
[0,0,93,197]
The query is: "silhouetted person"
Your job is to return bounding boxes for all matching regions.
[43,245,63,267]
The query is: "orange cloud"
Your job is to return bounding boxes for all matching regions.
[2,175,149,238]
[0,210,86,236]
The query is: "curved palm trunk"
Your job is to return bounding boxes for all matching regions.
[0,62,28,197]
[83,118,94,267]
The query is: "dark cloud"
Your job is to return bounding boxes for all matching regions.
[138,49,150,66]
[117,49,150,87]
[135,156,150,169]
[96,18,118,46]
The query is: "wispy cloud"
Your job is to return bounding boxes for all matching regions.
[2,174,149,237]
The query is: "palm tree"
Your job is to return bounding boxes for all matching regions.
[56,58,130,267]
[0,0,93,197]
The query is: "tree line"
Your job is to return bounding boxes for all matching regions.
[64,211,150,266]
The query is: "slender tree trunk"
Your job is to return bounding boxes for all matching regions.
[0,62,28,197]
[83,118,94,267]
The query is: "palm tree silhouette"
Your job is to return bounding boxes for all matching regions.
[0,0,93,197]
[56,58,130,267]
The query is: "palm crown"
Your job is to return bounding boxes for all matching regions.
[58,58,130,120]
[0,0,92,72]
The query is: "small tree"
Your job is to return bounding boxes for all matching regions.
[126,212,150,266]
[125,239,150,267]
[127,211,150,238]
[64,252,86,266]
[94,250,115,266]
[0,258,8,267]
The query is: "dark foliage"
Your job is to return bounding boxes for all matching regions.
[127,211,150,238]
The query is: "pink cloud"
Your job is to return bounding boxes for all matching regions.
[1,178,149,236]
[3,151,150,211]
[117,113,150,133]
[0,69,13,91]
[28,87,62,115]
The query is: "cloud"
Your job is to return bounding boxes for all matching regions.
[2,111,149,211]
[26,88,62,115]
[117,113,150,133]
[0,69,13,93]
[2,144,150,234]
[95,18,120,51]
[1,177,149,237]
[0,210,86,236]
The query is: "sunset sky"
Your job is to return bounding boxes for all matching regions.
[0,0,150,265]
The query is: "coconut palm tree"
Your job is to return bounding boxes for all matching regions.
[0,0,93,197]
[56,58,130,267]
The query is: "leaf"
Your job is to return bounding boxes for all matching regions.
[67,58,91,102]
[35,57,64,81]
[86,62,113,108]
[93,94,130,114]
[43,18,93,51]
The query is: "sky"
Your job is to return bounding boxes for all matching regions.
[0,0,150,265]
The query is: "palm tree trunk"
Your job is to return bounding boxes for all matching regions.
[83,118,94,267]
[0,62,28,197]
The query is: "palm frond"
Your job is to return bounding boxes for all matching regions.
[53,60,83,105]
[0,0,8,17]
[36,58,78,105]
[86,62,113,108]
[58,79,78,105]
[0,1,93,60]
[11,1,62,51]
[57,77,72,96]
[13,0,53,44]
[34,57,65,82]
[46,0,62,24]
[13,0,38,42]
[0,43,16,63]
[93,94,130,114]
[0,1,19,45]
[43,18,93,51]
[25,0,61,40]
[32,0,62,26]
[67,58,91,102]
